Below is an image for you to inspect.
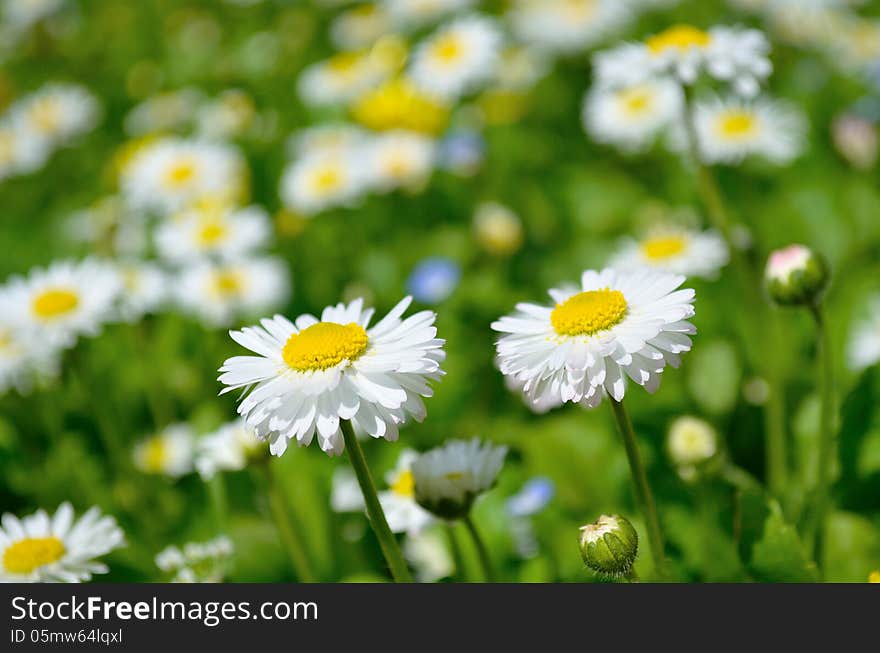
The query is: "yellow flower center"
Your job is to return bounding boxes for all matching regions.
[563,0,596,20]
[716,110,758,139]
[165,160,196,188]
[328,52,363,74]
[32,288,79,320]
[550,289,628,337]
[618,86,655,116]
[198,221,228,246]
[142,437,168,472]
[351,79,450,135]
[31,100,61,134]
[312,167,342,194]
[444,471,465,481]
[646,25,711,55]
[432,34,463,64]
[3,536,66,574]
[0,132,15,165]
[390,470,415,497]
[213,270,242,296]
[282,322,369,372]
[641,235,688,260]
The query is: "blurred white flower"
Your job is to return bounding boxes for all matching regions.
[403,527,453,582]
[196,90,256,140]
[364,130,436,192]
[667,416,718,478]
[297,51,390,106]
[155,535,234,583]
[279,151,368,216]
[331,3,393,50]
[155,204,271,264]
[115,260,167,322]
[124,89,203,136]
[508,0,632,55]
[848,296,880,371]
[609,226,729,279]
[0,319,59,396]
[384,0,475,29]
[378,450,434,535]
[132,423,196,477]
[0,121,50,181]
[10,83,100,147]
[2,0,64,31]
[195,420,265,479]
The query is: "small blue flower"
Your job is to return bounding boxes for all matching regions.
[438,130,485,176]
[506,477,555,518]
[407,258,461,304]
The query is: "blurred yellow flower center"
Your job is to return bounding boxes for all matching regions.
[618,87,655,116]
[142,437,168,472]
[351,79,449,135]
[563,0,596,19]
[282,322,369,372]
[165,160,196,187]
[432,34,463,64]
[198,221,228,246]
[0,132,15,164]
[551,289,628,336]
[390,470,415,497]
[31,100,61,134]
[3,537,66,574]
[312,167,342,193]
[444,471,464,481]
[213,270,242,296]
[646,25,711,55]
[717,111,757,138]
[0,330,10,350]
[641,235,688,260]
[32,288,79,319]
[328,52,362,74]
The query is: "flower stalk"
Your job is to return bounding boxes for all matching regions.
[463,513,495,583]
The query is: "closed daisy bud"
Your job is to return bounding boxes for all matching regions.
[765,244,829,307]
[578,514,638,578]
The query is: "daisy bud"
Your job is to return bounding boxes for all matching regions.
[578,514,638,578]
[765,244,829,307]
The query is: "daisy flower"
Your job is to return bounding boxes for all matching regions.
[10,83,100,147]
[155,204,271,264]
[693,95,807,165]
[331,3,393,51]
[847,295,880,371]
[378,449,434,535]
[473,202,523,256]
[594,24,772,97]
[195,420,266,480]
[0,503,124,583]
[507,0,632,56]
[582,80,683,153]
[195,89,256,141]
[411,438,507,519]
[132,423,195,477]
[384,0,476,29]
[0,121,50,180]
[297,51,390,107]
[403,527,454,582]
[218,296,445,456]
[279,151,368,216]
[155,535,234,583]
[609,226,729,279]
[1,259,121,350]
[174,257,289,328]
[492,268,696,409]
[0,320,59,395]
[115,261,167,322]
[120,138,246,215]
[408,15,502,100]
[287,124,368,160]
[363,130,436,192]
[124,88,202,136]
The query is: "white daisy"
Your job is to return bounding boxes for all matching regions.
[582,80,683,153]
[363,130,436,192]
[693,95,807,165]
[124,88,203,136]
[848,295,880,371]
[120,138,246,215]
[0,503,124,583]
[115,261,166,322]
[378,449,434,535]
[594,24,772,97]
[508,0,632,56]
[132,423,195,477]
[194,420,265,480]
[155,204,271,264]
[155,535,234,583]
[297,51,390,107]
[174,257,290,328]
[411,438,507,519]
[1,259,121,350]
[287,124,367,160]
[667,415,717,465]
[218,296,445,457]
[609,226,729,279]
[383,0,476,29]
[0,121,50,180]
[403,526,454,582]
[492,268,696,409]
[279,151,368,216]
[10,83,100,147]
[408,15,502,100]
[331,3,393,51]
[195,89,256,141]
[0,320,59,395]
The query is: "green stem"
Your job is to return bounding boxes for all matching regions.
[340,420,413,582]
[808,302,836,561]
[445,523,467,582]
[262,462,317,583]
[208,474,228,532]
[463,513,496,583]
[609,398,668,579]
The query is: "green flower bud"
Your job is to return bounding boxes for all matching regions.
[578,514,638,578]
[765,244,829,306]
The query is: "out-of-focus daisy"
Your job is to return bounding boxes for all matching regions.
[0,122,50,180]
[124,88,202,136]
[115,260,166,322]
[403,526,454,582]
[693,95,806,165]
[378,449,434,535]
[0,321,59,395]
[0,503,124,583]
[831,114,877,170]
[155,535,234,583]
[297,51,390,107]
[384,0,475,28]
[174,257,289,328]
[1,259,121,349]
[412,438,507,519]
[352,78,450,134]
[408,15,502,100]
[492,268,696,409]
[406,258,460,304]
[132,423,195,477]
[667,415,718,480]
[155,204,271,263]
[10,83,100,147]
[1,0,64,31]
[196,89,257,140]
[218,296,445,456]
[508,0,632,55]
[121,138,246,215]
[609,226,729,279]
[594,24,772,97]
[287,124,367,159]
[279,152,367,216]
[491,46,550,92]
[473,202,523,256]
[331,3,393,51]
[364,130,436,192]
[582,80,682,153]
[848,296,880,371]
[195,420,266,479]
